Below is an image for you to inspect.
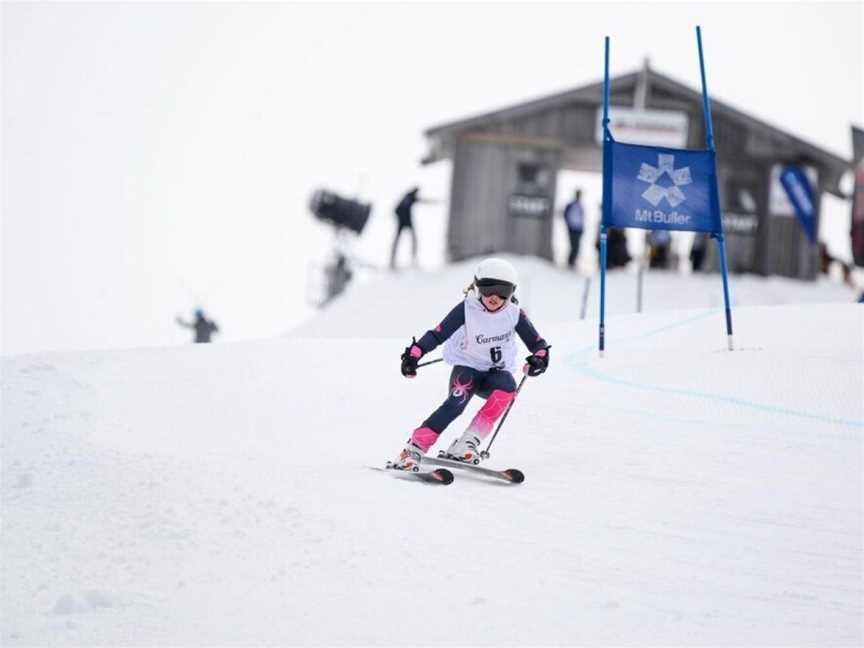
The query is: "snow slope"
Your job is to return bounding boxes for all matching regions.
[2,263,862,646]
[292,255,860,337]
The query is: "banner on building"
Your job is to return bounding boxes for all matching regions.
[723,180,759,236]
[778,164,817,243]
[769,164,818,217]
[595,107,689,148]
[508,194,551,219]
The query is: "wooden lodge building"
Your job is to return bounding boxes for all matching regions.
[421,63,851,279]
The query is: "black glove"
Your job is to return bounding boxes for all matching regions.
[524,346,550,377]
[400,338,422,378]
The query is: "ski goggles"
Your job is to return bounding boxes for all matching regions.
[476,279,515,300]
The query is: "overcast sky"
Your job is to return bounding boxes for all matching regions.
[2,1,862,354]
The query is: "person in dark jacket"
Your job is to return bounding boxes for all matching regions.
[176,308,219,343]
[647,229,671,269]
[563,189,585,269]
[390,187,423,270]
[596,226,632,269]
[690,233,708,271]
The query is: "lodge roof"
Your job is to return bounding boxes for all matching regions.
[422,65,851,196]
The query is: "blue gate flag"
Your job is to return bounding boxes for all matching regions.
[603,140,722,234]
[598,27,735,355]
[779,164,817,243]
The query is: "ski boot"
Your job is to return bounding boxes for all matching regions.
[391,442,424,472]
[439,432,483,465]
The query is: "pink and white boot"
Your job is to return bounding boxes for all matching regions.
[393,442,423,472]
[392,427,438,471]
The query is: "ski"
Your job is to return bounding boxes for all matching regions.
[373,464,455,485]
[423,455,525,484]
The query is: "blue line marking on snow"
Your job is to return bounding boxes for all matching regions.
[638,309,720,338]
[564,310,864,429]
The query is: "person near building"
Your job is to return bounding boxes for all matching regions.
[597,226,631,269]
[176,308,219,344]
[563,189,585,269]
[819,242,854,286]
[690,233,708,271]
[391,258,550,471]
[648,229,672,269]
[390,187,427,270]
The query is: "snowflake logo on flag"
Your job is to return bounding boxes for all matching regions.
[637,154,692,207]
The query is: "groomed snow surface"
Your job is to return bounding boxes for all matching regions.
[2,257,863,646]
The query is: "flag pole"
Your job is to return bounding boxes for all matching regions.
[599,35,611,357]
[696,26,734,351]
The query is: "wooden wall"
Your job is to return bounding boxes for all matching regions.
[448,137,560,262]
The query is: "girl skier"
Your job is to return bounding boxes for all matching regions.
[393,257,550,471]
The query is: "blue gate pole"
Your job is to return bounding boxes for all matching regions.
[696,26,734,350]
[599,36,612,357]
[599,227,608,355]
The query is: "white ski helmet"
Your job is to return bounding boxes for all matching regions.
[474,257,518,299]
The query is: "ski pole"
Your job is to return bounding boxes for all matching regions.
[417,358,444,369]
[480,374,528,460]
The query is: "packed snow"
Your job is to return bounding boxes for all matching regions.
[2,258,862,646]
